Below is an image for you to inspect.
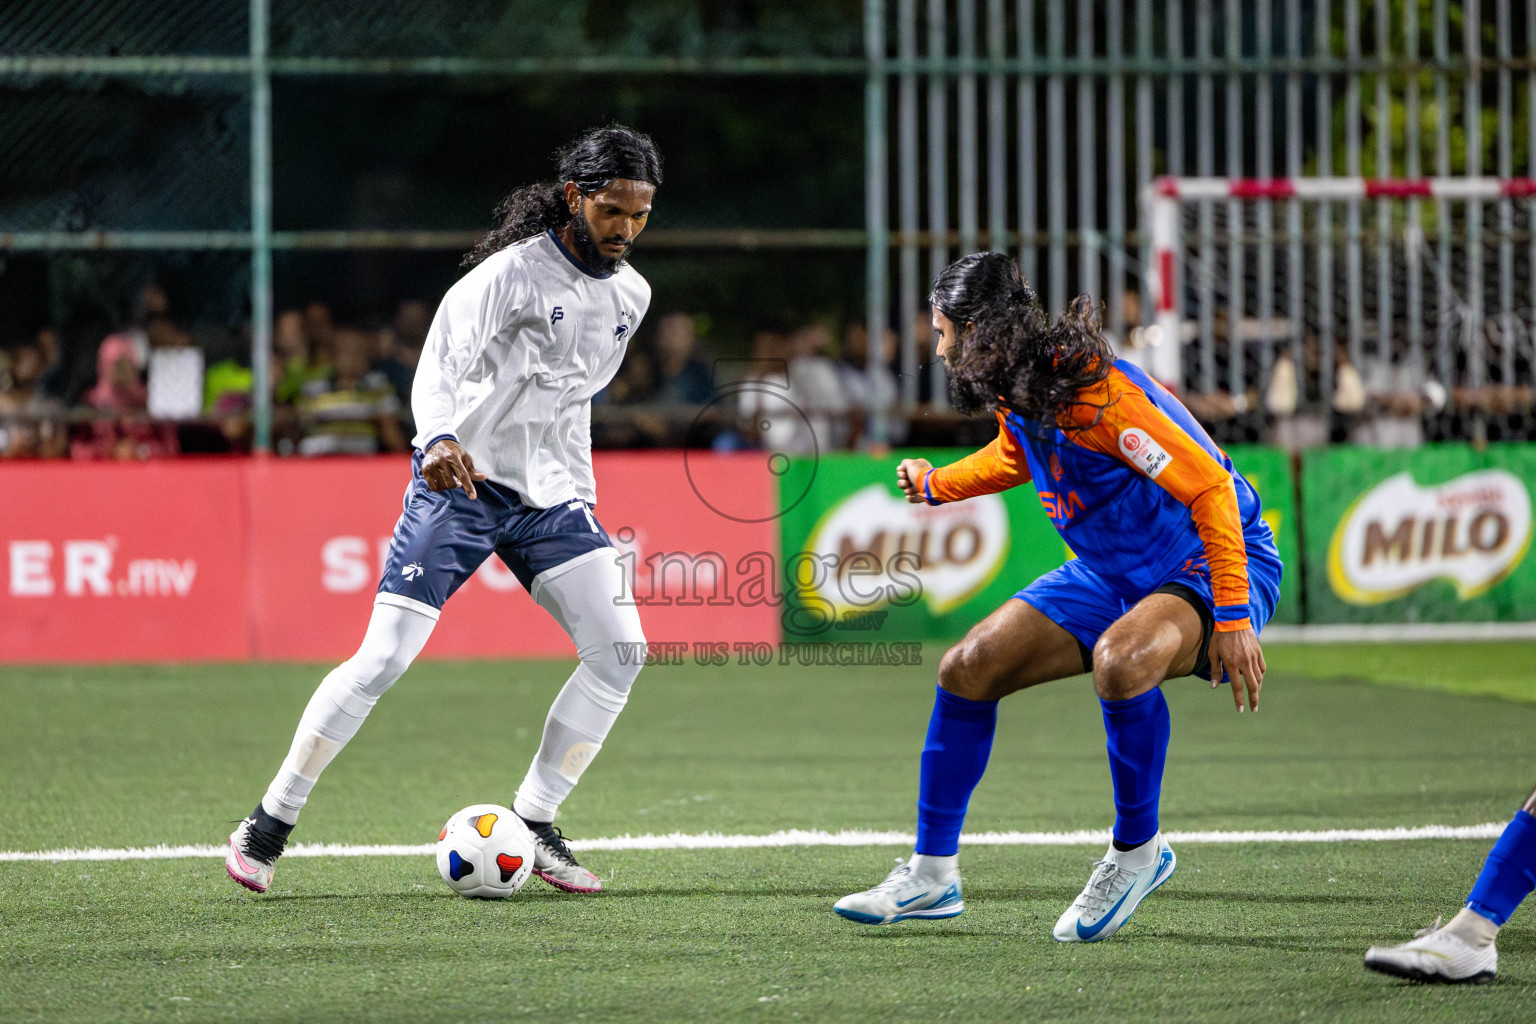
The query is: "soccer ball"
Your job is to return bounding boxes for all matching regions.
[435,803,536,898]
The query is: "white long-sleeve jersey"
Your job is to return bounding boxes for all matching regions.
[411,230,651,508]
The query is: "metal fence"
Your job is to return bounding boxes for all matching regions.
[6,0,1536,447]
[865,0,1536,433]
[0,0,872,451]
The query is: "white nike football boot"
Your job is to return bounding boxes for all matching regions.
[1053,835,1176,942]
[520,819,604,893]
[833,859,965,925]
[1364,918,1498,984]
[225,817,284,893]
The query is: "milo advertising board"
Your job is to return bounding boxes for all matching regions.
[1302,445,1536,622]
[778,446,1300,642]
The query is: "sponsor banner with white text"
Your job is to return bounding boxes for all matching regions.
[0,461,249,662]
[1,453,779,663]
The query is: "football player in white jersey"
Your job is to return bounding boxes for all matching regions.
[226,126,662,895]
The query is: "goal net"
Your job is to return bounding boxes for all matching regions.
[1144,177,1536,444]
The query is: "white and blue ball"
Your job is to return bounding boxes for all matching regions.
[435,803,536,898]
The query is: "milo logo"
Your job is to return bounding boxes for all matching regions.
[1327,470,1533,605]
[801,483,1010,616]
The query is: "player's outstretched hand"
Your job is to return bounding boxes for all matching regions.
[1209,627,1266,713]
[897,458,933,504]
[423,439,488,500]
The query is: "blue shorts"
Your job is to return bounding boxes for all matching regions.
[1015,544,1282,681]
[375,450,613,618]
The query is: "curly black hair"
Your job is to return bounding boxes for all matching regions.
[930,252,1114,430]
[462,124,664,267]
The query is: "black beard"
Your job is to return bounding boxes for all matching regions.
[571,211,629,274]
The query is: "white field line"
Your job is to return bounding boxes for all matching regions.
[0,823,1504,863]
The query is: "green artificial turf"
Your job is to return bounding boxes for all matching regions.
[2,646,1534,1022]
[1265,641,1536,705]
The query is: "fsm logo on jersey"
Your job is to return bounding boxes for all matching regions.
[1327,470,1534,604]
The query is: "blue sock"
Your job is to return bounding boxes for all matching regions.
[1467,810,1536,926]
[1100,688,1171,848]
[914,686,998,856]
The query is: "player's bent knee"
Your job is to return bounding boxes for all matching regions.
[579,625,646,694]
[937,642,994,701]
[1092,636,1161,701]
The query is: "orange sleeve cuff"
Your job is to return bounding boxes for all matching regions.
[1213,617,1253,633]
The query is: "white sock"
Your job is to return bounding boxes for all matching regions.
[1443,907,1502,949]
[513,551,644,822]
[513,664,629,820]
[1111,834,1161,872]
[909,852,959,880]
[261,601,435,825]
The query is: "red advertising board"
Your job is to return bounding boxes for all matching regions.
[0,461,250,662]
[1,453,779,663]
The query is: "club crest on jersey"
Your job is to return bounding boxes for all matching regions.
[1118,427,1172,479]
[614,324,629,339]
[550,306,564,325]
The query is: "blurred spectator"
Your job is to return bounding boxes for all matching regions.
[756,323,849,454]
[145,308,203,421]
[276,308,331,404]
[839,322,903,448]
[31,326,65,400]
[0,338,68,458]
[303,301,337,366]
[652,313,714,405]
[733,329,797,452]
[1265,351,1299,418]
[1351,350,1427,448]
[296,326,407,456]
[87,332,148,413]
[373,300,431,405]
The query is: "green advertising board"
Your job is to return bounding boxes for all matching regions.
[1226,445,1301,625]
[778,445,1300,642]
[775,451,1063,641]
[1301,444,1536,623]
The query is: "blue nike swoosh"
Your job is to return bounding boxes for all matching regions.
[1075,887,1134,940]
[895,891,929,908]
[1075,850,1174,940]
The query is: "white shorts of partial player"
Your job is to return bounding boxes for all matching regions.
[1141,175,1536,390]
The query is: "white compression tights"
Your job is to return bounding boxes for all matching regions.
[260,550,645,827]
[261,602,436,824]
[512,550,646,821]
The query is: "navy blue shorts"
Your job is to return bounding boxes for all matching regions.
[1015,545,1283,681]
[375,450,614,618]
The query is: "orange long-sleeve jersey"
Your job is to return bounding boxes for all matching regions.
[914,359,1275,631]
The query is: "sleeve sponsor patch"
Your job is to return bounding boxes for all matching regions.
[1118,427,1173,479]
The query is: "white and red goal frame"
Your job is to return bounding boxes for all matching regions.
[1143,175,1536,390]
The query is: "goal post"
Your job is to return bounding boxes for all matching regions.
[1142,176,1536,406]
